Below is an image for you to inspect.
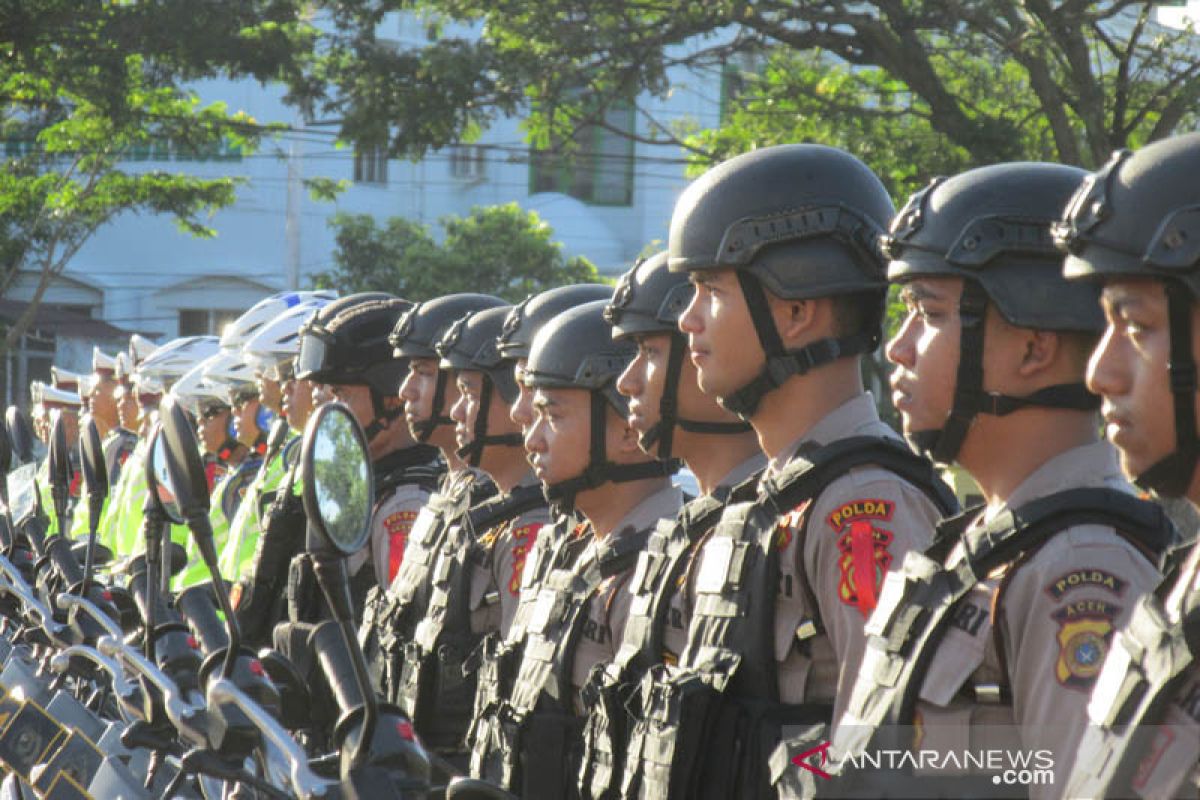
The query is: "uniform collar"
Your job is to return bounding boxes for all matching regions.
[769,392,884,475]
[982,440,1132,524]
[715,452,767,493]
[601,483,683,545]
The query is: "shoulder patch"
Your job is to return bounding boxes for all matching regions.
[1046,568,1128,600]
[385,508,421,583]
[827,498,895,616]
[1052,600,1120,690]
[775,501,811,551]
[826,498,895,532]
[507,523,543,595]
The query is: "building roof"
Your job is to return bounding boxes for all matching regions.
[0,298,137,341]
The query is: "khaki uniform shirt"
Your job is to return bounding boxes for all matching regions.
[661,453,766,663]
[385,469,478,601]
[570,484,683,708]
[910,441,1161,797]
[367,481,433,589]
[685,393,944,727]
[467,475,554,638]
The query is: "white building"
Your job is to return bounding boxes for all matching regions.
[3,13,725,399]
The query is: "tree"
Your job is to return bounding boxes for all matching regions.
[0,0,316,349]
[295,1,1200,185]
[315,202,602,301]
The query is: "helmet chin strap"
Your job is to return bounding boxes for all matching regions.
[721,271,878,419]
[1132,281,1199,497]
[545,392,677,513]
[454,375,523,468]
[411,370,454,443]
[908,280,1101,465]
[638,333,750,460]
[363,388,404,442]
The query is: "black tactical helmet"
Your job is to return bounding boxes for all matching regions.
[297,292,400,386]
[295,291,393,381]
[496,283,613,362]
[525,300,674,508]
[886,162,1100,464]
[296,293,413,440]
[604,252,749,460]
[1057,133,1200,496]
[391,293,507,442]
[436,304,524,466]
[667,143,895,417]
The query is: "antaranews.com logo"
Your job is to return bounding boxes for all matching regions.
[793,742,1055,788]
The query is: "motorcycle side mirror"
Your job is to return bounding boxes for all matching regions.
[300,401,379,766]
[47,412,71,535]
[80,419,108,522]
[78,419,109,595]
[302,402,374,557]
[5,407,35,466]
[147,430,184,525]
[152,395,243,678]
[0,419,11,482]
[150,396,209,524]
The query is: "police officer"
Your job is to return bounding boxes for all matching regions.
[235,293,398,644]
[575,252,764,799]
[109,353,140,476]
[172,350,263,589]
[396,304,555,769]
[99,335,218,559]
[474,300,681,798]
[370,294,506,705]
[283,294,443,621]
[222,297,334,588]
[68,348,137,540]
[464,282,612,784]
[830,162,1175,797]
[637,144,956,799]
[87,348,121,438]
[1059,133,1200,798]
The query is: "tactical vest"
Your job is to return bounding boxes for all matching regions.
[396,484,547,752]
[372,471,493,705]
[633,436,959,800]
[578,478,759,800]
[492,522,652,798]
[1064,541,1200,798]
[466,516,570,784]
[289,447,443,627]
[829,487,1175,797]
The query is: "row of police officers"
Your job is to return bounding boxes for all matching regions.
[27,131,1200,799]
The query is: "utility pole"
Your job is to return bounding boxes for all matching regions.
[285,140,302,290]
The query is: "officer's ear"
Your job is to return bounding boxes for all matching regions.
[1015,328,1060,379]
[767,290,822,347]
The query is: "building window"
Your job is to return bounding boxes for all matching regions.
[354,145,389,185]
[179,308,241,337]
[449,145,487,181]
[720,52,766,123]
[529,101,635,206]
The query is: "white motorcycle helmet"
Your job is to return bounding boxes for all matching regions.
[137,336,220,394]
[219,290,338,354]
[242,295,337,381]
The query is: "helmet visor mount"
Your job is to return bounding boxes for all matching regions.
[689,203,888,419]
[296,331,330,381]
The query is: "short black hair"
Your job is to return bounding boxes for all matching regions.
[831,289,886,340]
